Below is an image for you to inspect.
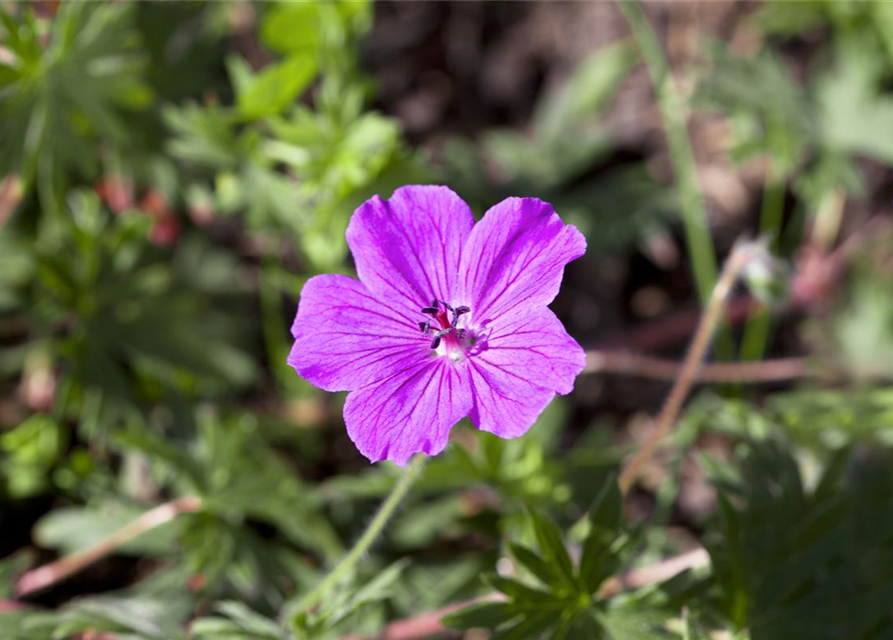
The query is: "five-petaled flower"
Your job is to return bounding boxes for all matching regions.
[288,185,586,465]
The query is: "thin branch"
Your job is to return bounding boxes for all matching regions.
[338,547,710,640]
[16,496,201,597]
[597,546,709,598]
[618,239,765,495]
[585,350,811,383]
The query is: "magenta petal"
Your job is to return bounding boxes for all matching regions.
[457,198,586,321]
[288,274,429,392]
[346,186,475,313]
[344,359,472,465]
[467,307,585,438]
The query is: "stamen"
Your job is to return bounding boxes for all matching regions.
[430,327,454,350]
[450,305,470,327]
[417,298,470,351]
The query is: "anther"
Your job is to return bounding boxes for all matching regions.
[430,327,454,350]
[418,321,431,337]
[450,305,470,327]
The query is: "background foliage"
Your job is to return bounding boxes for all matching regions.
[3,2,893,639]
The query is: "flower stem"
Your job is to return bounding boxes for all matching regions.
[615,0,734,359]
[295,454,426,614]
[618,239,766,495]
[739,162,785,362]
[615,1,716,304]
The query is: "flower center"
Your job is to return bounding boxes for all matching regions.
[418,299,471,358]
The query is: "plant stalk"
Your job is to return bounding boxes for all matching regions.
[295,454,426,614]
[615,0,735,359]
[618,239,765,495]
[740,162,785,362]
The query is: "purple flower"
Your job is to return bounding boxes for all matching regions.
[288,186,586,465]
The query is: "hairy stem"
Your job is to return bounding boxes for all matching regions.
[295,454,426,614]
[618,240,765,495]
[17,496,201,597]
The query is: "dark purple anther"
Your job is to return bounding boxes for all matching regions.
[418,320,431,336]
[430,326,454,350]
[450,305,470,327]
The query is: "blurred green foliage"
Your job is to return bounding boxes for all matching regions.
[3,2,893,640]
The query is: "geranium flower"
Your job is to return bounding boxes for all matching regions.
[288,186,586,465]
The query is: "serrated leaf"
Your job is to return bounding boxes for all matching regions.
[441,601,521,630]
[210,602,283,639]
[508,542,564,591]
[231,54,317,121]
[484,575,565,604]
[527,510,577,592]
[491,611,559,640]
[579,477,622,594]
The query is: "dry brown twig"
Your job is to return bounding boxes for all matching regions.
[16,496,201,597]
[617,238,766,494]
[585,350,810,383]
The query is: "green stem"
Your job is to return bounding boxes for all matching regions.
[615,0,717,304]
[739,167,785,361]
[616,0,734,358]
[295,454,427,614]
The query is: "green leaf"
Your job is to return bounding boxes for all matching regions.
[260,2,323,55]
[485,575,566,603]
[441,601,521,630]
[0,3,152,208]
[527,509,578,592]
[508,542,565,591]
[230,54,317,120]
[491,611,560,640]
[208,602,283,639]
[579,477,622,594]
